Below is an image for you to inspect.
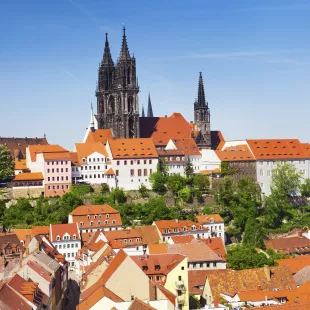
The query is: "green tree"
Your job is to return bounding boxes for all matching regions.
[149,172,166,194]
[138,184,149,198]
[226,245,275,270]
[111,188,126,204]
[271,163,302,198]
[192,174,210,192]
[101,183,109,194]
[178,188,191,203]
[167,174,186,194]
[301,179,310,198]
[0,145,14,182]
[220,161,237,176]
[184,157,194,178]
[157,158,168,177]
[243,217,265,248]
[214,176,235,208]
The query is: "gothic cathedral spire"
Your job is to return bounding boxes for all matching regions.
[147,90,154,117]
[194,72,211,149]
[142,105,145,117]
[96,27,140,138]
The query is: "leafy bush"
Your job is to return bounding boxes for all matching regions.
[71,184,91,196]
[101,183,109,194]
[178,188,191,203]
[138,184,149,198]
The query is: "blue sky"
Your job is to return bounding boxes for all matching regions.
[0,0,309,149]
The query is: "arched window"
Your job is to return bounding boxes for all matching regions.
[108,96,115,113]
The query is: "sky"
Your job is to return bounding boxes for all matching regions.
[0,0,309,150]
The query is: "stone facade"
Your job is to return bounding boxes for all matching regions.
[96,28,140,138]
[12,187,44,199]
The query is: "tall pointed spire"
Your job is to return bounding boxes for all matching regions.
[147,89,154,117]
[102,33,114,66]
[90,102,95,131]
[119,26,130,60]
[142,105,145,117]
[197,72,206,107]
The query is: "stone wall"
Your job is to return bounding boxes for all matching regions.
[12,187,44,199]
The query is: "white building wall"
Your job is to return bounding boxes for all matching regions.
[52,236,81,266]
[256,159,308,196]
[199,149,221,172]
[113,245,144,256]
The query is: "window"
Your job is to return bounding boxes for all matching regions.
[85,166,87,170]
[138,169,142,176]
[260,169,264,176]
[47,169,50,173]
[66,168,68,172]
[73,234,76,240]
[267,170,271,177]
[90,221,94,226]
[112,220,116,224]
[57,168,59,173]
[116,170,119,176]
[52,169,54,173]
[150,169,152,174]
[98,221,101,225]
[89,158,92,162]
[117,161,120,166]
[136,238,140,242]
[61,176,64,181]
[57,185,59,189]
[93,166,96,170]
[75,243,78,247]
[66,176,68,180]
[61,168,63,172]
[52,161,54,165]
[48,186,50,190]
[97,165,100,170]
[130,169,135,177]
[181,266,184,270]
[59,244,62,249]
[57,176,59,181]
[124,239,127,243]
[47,162,50,165]
[66,185,69,189]
[124,160,127,165]
[56,236,60,241]
[130,160,134,165]
[149,160,152,164]
[48,177,50,181]
[106,214,110,218]
[67,253,70,258]
[87,215,90,219]
[80,222,84,226]
[129,239,132,243]
[144,169,147,176]
[105,220,108,224]
[144,160,147,164]
[137,160,140,165]
[178,276,182,281]
[71,244,74,248]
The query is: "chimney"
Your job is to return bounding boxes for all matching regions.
[19,249,23,268]
[25,234,31,247]
[297,231,303,238]
[257,285,262,291]
[264,265,271,281]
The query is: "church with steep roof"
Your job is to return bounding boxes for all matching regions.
[94,27,220,149]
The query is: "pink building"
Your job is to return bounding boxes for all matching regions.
[26,144,72,197]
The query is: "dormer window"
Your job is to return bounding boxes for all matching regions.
[112,220,116,224]
[155,264,160,271]
[183,227,187,232]
[94,215,97,219]
[98,221,101,225]
[174,228,179,233]
[82,158,86,163]
[90,221,94,226]
[129,239,132,243]
[191,226,196,231]
[106,214,110,218]
[87,215,90,220]
[80,222,84,227]
[136,238,140,242]
[105,220,108,224]
[73,234,76,240]
[124,239,127,243]
[199,225,202,230]
[56,235,61,241]
[99,214,102,219]
[142,266,148,271]
[210,218,214,224]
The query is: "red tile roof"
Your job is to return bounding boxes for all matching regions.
[28,144,68,161]
[107,138,158,159]
[247,139,307,160]
[196,214,224,224]
[70,204,119,216]
[13,172,44,181]
[27,260,53,282]
[276,255,310,274]
[154,219,201,234]
[148,244,168,254]
[265,236,310,254]
[170,235,195,244]
[216,144,255,161]
[75,142,109,163]
[15,159,27,170]
[170,138,201,156]
[188,270,215,295]
[104,229,143,249]
[135,226,161,244]
[105,168,115,175]
[196,237,226,261]
[128,298,157,310]
[85,129,113,144]
[50,223,80,242]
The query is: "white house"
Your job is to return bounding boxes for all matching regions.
[49,223,81,267]
[105,138,158,190]
[199,149,221,173]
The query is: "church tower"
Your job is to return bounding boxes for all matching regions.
[96,27,140,138]
[194,72,211,149]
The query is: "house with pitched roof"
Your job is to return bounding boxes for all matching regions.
[131,253,189,309]
[68,204,123,233]
[25,144,72,197]
[72,142,116,188]
[78,249,177,310]
[50,223,81,268]
[12,172,45,198]
[105,138,158,190]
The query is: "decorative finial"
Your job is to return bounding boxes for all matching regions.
[105,32,108,41]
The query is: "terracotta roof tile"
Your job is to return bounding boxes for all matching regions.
[105,168,115,175]
[85,129,113,144]
[265,237,310,254]
[107,138,158,159]
[188,270,215,294]
[13,172,44,181]
[154,219,200,234]
[277,255,310,274]
[170,138,201,156]
[28,144,68,161]
[50,223,80,242]
[247,139,307,160]
[128,297,157,310]
[196,237,226,261]
[216,144,255,161]
[135,226,161,244]
[15,159,27,170]
[11,228,32,243]
[196,214,224,224]
[170,235,195,244]
[70,204,119,216]
[75,142,109,164]
[69,152,79,166]
[104,229,143,249]
[148,244,168,254]
[27,260,53,282]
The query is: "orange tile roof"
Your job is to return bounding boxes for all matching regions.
[170,235,195,244]
[265,237,310,254]
[70,204,119,216]
[27,260,53,282]
[135,226,161,244]
[247,139,307,160]
[148,244,168,254]
[196,237,226,261]
[43,152,71,160]
[104,229,143,249]
[170,138,201,156]
[196,214,224,224]
[216,144,255,161]
[15,159,27,170]
[156,284,177,305]
[69,152,79,166]
[105,168,115,175]
[85,129,113,144]
[28,144,68,161]
[50,223,80,242]
[12,228,32,243]
[167,242,221,262]
[107,138,158,159]
[140,113,193,146]
[32,226,49,236]
[13,172,44,181]
[301,143,310,157]
[188,270,215,294]
[276,255,310,274]
[75,142,109,163]
[77,285,123,310]
[154,219,201,234]
[199,168,220,175]
[128,298,157,310]
[131,254,185,281]
[207,266,296,302]
[259,303,310,310]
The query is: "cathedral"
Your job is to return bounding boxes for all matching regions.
[96,27,212,149]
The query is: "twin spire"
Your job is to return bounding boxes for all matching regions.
[119,26,131,60]
[141,90,154,117]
